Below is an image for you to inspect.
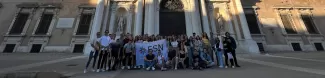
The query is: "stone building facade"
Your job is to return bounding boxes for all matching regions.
[0,0,324,53]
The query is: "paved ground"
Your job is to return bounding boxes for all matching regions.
[1,52,325,78]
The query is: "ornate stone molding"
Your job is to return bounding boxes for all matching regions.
[78,4,96,9]
[39,3,62,8]
[16,3,39,8]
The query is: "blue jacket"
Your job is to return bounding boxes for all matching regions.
[200,51,212,62]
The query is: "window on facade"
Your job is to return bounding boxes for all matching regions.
[76,14,92,35]
[35,14,54,35]
[9,13,29,35]
[314,43,324,51]
[257,43,265,52]
[245,13,261,34]
[30,44,42,53]
[291,43,302,51]
[73,44,84,53]
[280,14,297,34]
[3,44,16,53]
[301,15,319,34]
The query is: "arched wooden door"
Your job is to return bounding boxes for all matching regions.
[159,0,186,36]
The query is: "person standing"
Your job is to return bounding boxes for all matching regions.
[122,40,134,70]
[84,32,101,73]
[110,34,121,71]
[223,38,235,68]
[170,37,179,70]
[224,32,240,67]
[214,36,224,68]
[97,30,112,72]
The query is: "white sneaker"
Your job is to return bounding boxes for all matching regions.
[225,66,228,68]
[175,68,177,70]
[161,67,166,71]
[152,67,155,71]
[127,66,131,70]
[219,66,224,68]
[91,69,96,72]
[121,66,125,69]
[96,69,100,72]
[232,66,235,68]
[101,69,105,72]
[83,69,87,73]
[146,67,150,71]
[106,68,109,71]
[134,66,137,68]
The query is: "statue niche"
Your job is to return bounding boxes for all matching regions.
[114,8,127,35]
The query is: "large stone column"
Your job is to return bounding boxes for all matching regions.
[199,0,210,37]
[126,5,134,33]
[144,0,150,34]
[147,0,155,35]
[84,0,105,56]
[192,0,202,36]
[185,0,193,37]
[233,0,259,53]
[142,0,155,35]
[108,3,117,34]
[208,3,217,34]
[183,0,194,36]
[134,0,144,36]
[154,0,160,35]
[102,0,111,34]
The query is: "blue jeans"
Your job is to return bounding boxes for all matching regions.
[187,46,193,67]
[145,61,156,68]
[215,50,224,67]
[85,50,98,69]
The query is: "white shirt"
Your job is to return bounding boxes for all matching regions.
[100,35,112,50]
[171,41,178,48]
[90,37,100,51]
[157,54,164,64]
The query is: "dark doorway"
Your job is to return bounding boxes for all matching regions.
[314,43,324,51]
[73,44,84,53]
[159,0,186,36]
[3,44,16,53]
[30,44,42,53]
[291,43,302,51]
[257,43,265,52]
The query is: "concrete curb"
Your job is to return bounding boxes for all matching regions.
[0,72,69,78]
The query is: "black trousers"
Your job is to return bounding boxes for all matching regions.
[97,50,108,69]
[111,50,119,70]
[123,53,132,66]
[224,50,238,66]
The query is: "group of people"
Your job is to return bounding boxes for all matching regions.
[84,30,240,73]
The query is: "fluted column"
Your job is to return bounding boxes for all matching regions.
[126,5,134,33]
[84,0,105,55]
[192,0,202,36]
[234,0,252,40]
[208,3,217,34]
[144,0,155,35]
[108,3,117,34]
[134,0,144,36]
[199,0,210,37]
[232,0,259,53]
[102,0,111,34]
